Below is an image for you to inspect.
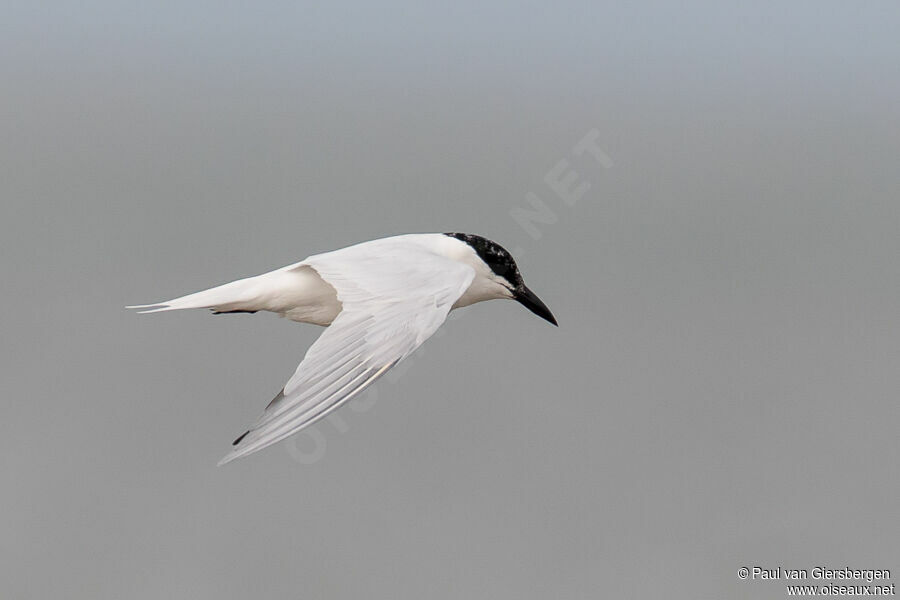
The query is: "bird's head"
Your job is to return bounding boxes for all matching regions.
[444,233,558,326]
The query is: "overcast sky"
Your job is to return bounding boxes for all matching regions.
[2,2,899,599]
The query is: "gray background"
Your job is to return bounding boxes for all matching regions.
[2,1,899,598]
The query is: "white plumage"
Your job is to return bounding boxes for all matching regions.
[129,233,556,464]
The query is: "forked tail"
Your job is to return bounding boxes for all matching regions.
[126,275,264,314]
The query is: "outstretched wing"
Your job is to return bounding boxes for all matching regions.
[219,242,475,465]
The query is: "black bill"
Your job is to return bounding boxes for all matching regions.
[514,285,558,326]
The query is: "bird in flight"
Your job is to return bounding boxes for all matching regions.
[129,233,557,465]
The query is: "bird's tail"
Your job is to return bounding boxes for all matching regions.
[126,275,265,314]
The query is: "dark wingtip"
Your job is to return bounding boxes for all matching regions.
[232,430,250,446]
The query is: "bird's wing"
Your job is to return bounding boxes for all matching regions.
[218,244,475,465]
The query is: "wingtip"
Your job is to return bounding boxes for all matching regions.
[217,448,244,466]
[216,430,252,466]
